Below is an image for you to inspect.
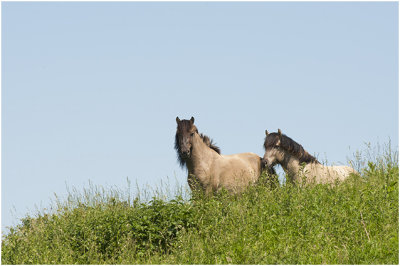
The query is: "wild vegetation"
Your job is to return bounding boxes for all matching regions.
[1,143,398,264]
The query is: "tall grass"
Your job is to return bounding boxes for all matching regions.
[1,143,398,264]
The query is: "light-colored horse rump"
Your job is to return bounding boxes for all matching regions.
[215,153,262,192]
[262,129,357,185]
[175,117,266,194]
[299,163,357,184]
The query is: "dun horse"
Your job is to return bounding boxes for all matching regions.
[175,117,273,194]
[262,129,357,184]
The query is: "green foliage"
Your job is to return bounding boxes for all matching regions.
[2,144,398,264]
[1,196,195,264]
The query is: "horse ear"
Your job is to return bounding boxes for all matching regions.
[190,117,195,123]
[265,130,269,136]
[176,117,180,124]
[276,129,282,146]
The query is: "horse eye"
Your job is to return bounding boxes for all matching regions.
[190,133,194,136]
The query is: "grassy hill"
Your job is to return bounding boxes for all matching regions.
[2,144,398,264]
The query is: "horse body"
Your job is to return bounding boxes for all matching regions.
[283,157,356,184]
[263,129,357,184]
[303,164,356,183]
[175,117,263,194]
[214,152,262,191]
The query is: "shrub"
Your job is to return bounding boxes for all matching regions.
[2,143,398,264]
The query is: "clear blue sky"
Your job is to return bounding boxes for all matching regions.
[2,2,398,231]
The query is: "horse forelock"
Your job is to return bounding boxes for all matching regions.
[174,120,195,168]
[264,132,319,164]
[176,119,196,135]
[264,133,280,150]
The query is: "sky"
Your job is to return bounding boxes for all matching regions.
[2,2,398,232]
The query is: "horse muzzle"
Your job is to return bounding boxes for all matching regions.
[261,158,267,167]
[261,158,272,169]
[181,150,191,158]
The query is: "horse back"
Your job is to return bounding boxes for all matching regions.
[222,152,261,169]
[220,153,262,176]
[303,163,357,184]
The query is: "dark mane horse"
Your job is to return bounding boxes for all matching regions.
[175,116,272,194]
[262,129,357,184]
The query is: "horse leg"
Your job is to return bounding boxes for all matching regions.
[188,174,202,193]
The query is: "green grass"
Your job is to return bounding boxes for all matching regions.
[2,144,398,264]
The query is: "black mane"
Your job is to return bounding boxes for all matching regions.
[264,132,320,164]
[175,120,220,168]
[199,133,221,155]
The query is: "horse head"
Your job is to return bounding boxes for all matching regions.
[262,128,319,168]
[262,129,283,168]
[175,116,198,162]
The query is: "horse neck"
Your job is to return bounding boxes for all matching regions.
[278,149,302,178]
[186,133,219,174]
